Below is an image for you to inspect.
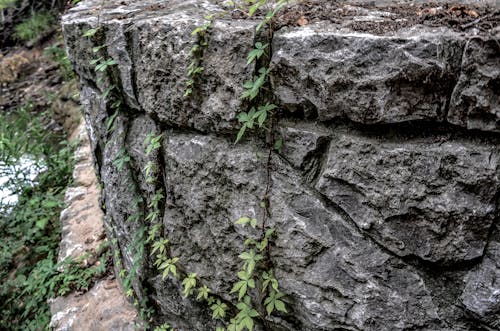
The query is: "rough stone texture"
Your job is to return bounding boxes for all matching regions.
[62,1,500,330]
[50,121,139,331]
[448,38,500,132]
[461,222,500,328]
[271,14,499,132]
[316,129,499,264]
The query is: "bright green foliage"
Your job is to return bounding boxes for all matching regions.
[113,147,130,171]
[256,227,275,252]
[144,161,156,183]
[239,249,263,275]
[145,133,162,156]
[149,190,164,209]
[234,296,260,331]
[0,105,110,329]
[241,67,270,100]
[262,270,278,293]
[264,290,287,315]
[93,58,117,72]
[230,271,255,301]
[197,285,211,301]
[92,45,106,53]
[182,272,197,297]
[154,323,174,331]
[151,238,169,256]
[106,110,119,133]
[14,12,55,41]
[235,216,258,228]
[83,27,99,37]
[155,256,179,279]
[247,42,268,65]
[147,223,161,242]
[236,103,276,143]
[210,299,228,320]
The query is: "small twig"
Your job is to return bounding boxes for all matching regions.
[460,17,482,29]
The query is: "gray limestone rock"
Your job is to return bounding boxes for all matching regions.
[448,37,500,132]
[461,223,500,328]
[62,0,500,330]
[161,133,443,330]
[316,129,499,264]
[271,23,465,125]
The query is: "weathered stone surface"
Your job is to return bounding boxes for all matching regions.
[448,38,500,132]
[461,223,500,328]
[278,121,330,172]
[271,23,464,124]
[271,10,499,132]
[316,129,499,264]
[151,274,218,330]
[63,0,256,132]
[161,133,445,330]
[133,16,256,132]
[50,121,139,331]
[50,278,138,331]
[62,0,500,330]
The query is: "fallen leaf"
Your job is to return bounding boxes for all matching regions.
[465,9,479,18]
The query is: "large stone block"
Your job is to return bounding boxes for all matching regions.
[161,133,443,330]
[271,23,464,124]
[316,129,499,264]
[448,38,500,132]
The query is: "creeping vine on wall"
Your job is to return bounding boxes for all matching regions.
[83,1,293,330]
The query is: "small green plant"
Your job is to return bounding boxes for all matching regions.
[182,272,198,297]
[44,41,75,80]
[0,105,80,330]
[153,323,174,331]
[113,147,130,171]
[211,299,228,320]
[90,57,117,72]
[184,15,214,97]
[14,12,55,41]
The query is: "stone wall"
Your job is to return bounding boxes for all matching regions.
[62,1,500,330]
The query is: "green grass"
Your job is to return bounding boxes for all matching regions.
[0,0,16,10]
[0,105,110,330]
[14,12,55,41]
[44,41,75,81]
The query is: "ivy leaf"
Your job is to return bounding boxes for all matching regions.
[264,290,287,315]
[196,285,211,301]
[106,110,119,131]
[235,125,247,144]
[274,138,283,151]
[235,217,251,225]
[250,218,257,228]
[257,110,267,127]
[92,45,105,53]
[182,273,197,297]
[210,299,227,319]
[83,28,98,37]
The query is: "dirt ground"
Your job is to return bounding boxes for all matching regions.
[256,1,500,35]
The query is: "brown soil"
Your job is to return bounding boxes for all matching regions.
[269,1,500,35]
[0,40,80,134]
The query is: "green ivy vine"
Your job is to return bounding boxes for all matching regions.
[83,1,291,330]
